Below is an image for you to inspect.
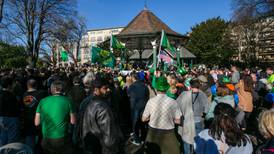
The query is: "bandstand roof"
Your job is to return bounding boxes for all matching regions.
[118,9,184,37]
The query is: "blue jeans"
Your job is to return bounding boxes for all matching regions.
[25,135,36,149]
[0,117,19,146]
[195,121,203,136]
[130,100,145,132]
[183,141,192,154]
[130,109,143,141]
[181,122,203,154]
[130,100,146,141]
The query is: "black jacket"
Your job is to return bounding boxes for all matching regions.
[256,138,274,154]
[67,85,86,111]
[127,80,149,110]
[82,96,123,154]
[0,90,20,117]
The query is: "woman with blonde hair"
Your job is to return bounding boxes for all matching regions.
[257,109,274,154]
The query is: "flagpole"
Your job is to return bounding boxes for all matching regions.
[157,30,164,67]
[151,40,157,88]
[151,40,157,72]
[159,30,164,53]
[181,47,184,67]
[90,46,93,64]
[121,43,126,70]
[110,35,113,53]
[121,49,124,70]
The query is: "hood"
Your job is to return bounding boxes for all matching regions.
[214,95,235,107]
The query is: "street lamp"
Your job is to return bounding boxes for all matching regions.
[176,45,181,68]
[151,40,157,71]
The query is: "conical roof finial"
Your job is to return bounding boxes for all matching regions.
[144,0,148,10]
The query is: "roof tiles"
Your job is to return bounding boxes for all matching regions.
[119,9,181,36]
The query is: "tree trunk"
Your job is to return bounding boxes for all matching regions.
[30,55,37,68]
[75,40,81,66]
[72,55,77,66]
[0,0,4,22]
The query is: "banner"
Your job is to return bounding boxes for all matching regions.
[159,30,176,58]
[91,46,116,68]
[60,51,68,62]
[110,35,125,49]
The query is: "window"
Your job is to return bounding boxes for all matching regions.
[84,55,90,59]
[85,50,90,54]
[104,36,110,40]
[97,36,102,42]
[112,29,119,33]
[90,37,96,42]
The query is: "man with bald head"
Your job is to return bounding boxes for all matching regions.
[35,80,76,154]
[22,79,47,149]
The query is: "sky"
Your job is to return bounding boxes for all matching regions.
[77,0,233,34]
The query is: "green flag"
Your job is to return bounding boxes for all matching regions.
[61,50,68,62]
[91,46,116,68]
[111,35,125,49]
[160,30,176,57]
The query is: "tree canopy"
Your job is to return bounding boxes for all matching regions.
[50,16,87,65]
[186,17,235,65]
[0,41,28,68]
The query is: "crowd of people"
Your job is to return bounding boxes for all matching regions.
[0,65,273,154]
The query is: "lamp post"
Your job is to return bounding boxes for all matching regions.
[151,40,157,72]
[190,59,193,69]
[151,40,157,89]
[121,42,126,70]
[176,46,181,68]
[181,47,184,67]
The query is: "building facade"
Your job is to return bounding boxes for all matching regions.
[230,17,274,64]
[54,27,124,65]
[80,27,124,64]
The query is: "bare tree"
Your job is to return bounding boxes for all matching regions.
[51,16,86,66]
[232,0,274,22]
[0,0,76,67]
[43,39,58,66]
[73,16,87,65]
[230,0,274,65]
[229,23,258,65]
